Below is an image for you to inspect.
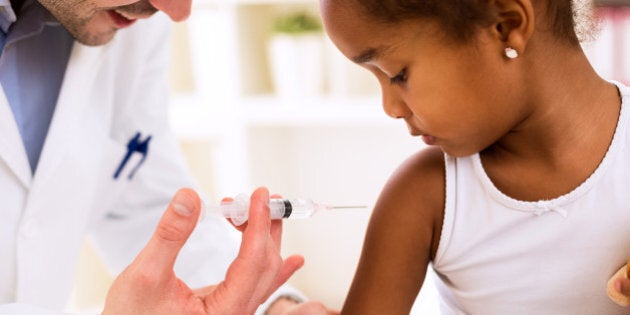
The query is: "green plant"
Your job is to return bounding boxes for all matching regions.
[271,12,322,35]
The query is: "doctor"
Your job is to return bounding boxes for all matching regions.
[0,0,335,314]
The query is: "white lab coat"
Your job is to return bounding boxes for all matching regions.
[0,13,296,314]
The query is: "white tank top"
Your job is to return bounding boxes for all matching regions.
[433,82,630,315]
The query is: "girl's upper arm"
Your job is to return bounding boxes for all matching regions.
[342,147,445,315]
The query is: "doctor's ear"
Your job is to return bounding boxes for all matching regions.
[489,0,535,58]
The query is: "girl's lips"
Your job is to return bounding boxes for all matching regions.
[108,10,137,28]
[405,122,435,145]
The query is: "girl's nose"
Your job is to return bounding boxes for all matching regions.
[148,0,192,21]
[381,86,412,120]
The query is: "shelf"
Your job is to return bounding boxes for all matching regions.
[169,95,394,138]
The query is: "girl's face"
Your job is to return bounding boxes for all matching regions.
[321,1,529,157]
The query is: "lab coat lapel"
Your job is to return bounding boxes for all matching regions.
[15,42,110,306]
[0,86,31,188]
[31,42,107,187]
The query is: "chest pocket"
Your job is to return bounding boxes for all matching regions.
[89,137,136,220]
[90,131,153,219]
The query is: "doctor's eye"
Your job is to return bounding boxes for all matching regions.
[389,68,408,85]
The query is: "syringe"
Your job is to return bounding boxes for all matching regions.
[203,194,366,226]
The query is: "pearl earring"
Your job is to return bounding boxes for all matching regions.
[505,47,518,59]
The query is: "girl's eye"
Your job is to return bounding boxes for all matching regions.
[389,68,408,85]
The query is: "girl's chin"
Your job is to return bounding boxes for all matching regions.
[421,135,436,145]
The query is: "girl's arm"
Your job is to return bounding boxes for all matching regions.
[342,147,445,315]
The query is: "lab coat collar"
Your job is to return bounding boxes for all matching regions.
[0,0,56,34]
[0,0,16,33]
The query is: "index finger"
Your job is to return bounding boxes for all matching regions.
[242,187,272,246]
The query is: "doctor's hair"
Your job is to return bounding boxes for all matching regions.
[354,0,581,46]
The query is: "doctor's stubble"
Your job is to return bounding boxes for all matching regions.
[37,0,158,46]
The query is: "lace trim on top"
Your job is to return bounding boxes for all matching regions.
[471,82,629,218]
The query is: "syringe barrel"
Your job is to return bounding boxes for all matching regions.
[210,196,317,226]
[268,198,316,219]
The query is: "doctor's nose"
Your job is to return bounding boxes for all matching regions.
[148,0,192,21]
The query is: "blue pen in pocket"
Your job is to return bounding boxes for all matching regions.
[113,131,151,180]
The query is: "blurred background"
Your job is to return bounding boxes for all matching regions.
[68,0,630,313]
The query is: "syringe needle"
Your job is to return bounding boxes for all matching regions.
[331,205,368,209]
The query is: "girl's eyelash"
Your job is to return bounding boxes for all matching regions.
[389,68,408,85]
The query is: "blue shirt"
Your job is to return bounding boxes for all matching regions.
[0,0,73,174]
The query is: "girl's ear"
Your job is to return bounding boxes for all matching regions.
[490,0,535,57]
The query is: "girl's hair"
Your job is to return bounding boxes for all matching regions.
[356,0,580,46]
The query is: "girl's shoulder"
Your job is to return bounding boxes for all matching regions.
[372,146,446,259]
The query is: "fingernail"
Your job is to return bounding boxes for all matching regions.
[173,192,194,216]
[616,279,622,292]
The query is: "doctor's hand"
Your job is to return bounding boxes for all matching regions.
[102,187,305,315]
[221,196,340,315]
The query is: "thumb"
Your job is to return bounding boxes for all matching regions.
[136,188,201,274]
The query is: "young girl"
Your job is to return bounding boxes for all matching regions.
[320,0,630,313]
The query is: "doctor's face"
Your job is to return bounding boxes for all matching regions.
[37,0,191,46]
